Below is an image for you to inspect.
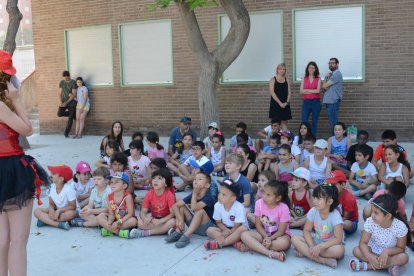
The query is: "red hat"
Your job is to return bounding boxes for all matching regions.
[48,165,73,182]
[325,170,347,184]
[0,50,17,76]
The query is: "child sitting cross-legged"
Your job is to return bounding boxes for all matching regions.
[289,167,313,229]
[71,161,94,208]
[97,172,137,238]
[34,165,78,230]
[239,180,291,262]
[204,179,248,250]
[166,171,216,248]
[291,184,345,269]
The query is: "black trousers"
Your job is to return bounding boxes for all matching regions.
[57,101,76,136]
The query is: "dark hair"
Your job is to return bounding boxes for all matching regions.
[333,122,347,135]
[220,179,241,197]
[196,171,211,184]
[129,140,144,153]
[105,140,120,154]
[76,76,84,86]
[236,122,247,131]
[182,132,193,141]
[72,170,92,183]
[355,144,372,159]
[212,133,225,144]
[279,144,291,154]
[100,121,124,153]
[298,122,312,145]
[388,180,407,200]
[384,145,411,172]
[304,134,316,143]
[131,131,144,141]
[146,131,164,151]
[382,129,397,140]
[270,133,281,144]
[312,184,339,212]
[152,168,173,187]
[110,152,128,168]
[149,158,167,169]
[192,140,205,151]
[259,170,276,182]
[330,58,339,64]
[304,61,320,77]
[265,180,290,207]
[372,194,411,245]
[237,132,249,145]
[357,130,369,138]
[237,143,256,163]
[62,70,70,77]
[92,167,110,178]
[271,118,281,125]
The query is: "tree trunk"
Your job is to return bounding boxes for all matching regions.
[4,0,22,55]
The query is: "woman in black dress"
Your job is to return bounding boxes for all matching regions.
[268,63,292,130]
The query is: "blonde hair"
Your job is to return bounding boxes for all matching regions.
[276,63,286,76]
[225,153,244,167]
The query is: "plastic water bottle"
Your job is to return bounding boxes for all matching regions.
[347,124,358,143]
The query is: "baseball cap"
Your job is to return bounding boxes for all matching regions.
[279,130,294,140]
[75,161,91,174]
[108,172,129,185]
[48,165,73,182]
[314,139,328,149]
[180,116,192,124]
[290,167,310,182]
[208,122,218,129]
[188,157,214,175]
[219,179,241,197]
[0,50,17,76]
[325,170,347,184]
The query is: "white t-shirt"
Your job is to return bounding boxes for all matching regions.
[263,125,273,138]
[213,201,248,228]
[291,144,301,157]
[350,162,377,183]
[89,185,112,209]
[71,178,94,196]
[128,155,151,179]
[49,183,78,209]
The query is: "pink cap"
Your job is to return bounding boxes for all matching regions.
[75,161,91,174]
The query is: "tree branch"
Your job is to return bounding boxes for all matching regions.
[3,0,23,54]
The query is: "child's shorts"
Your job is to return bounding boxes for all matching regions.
[188,219,215,236]
[344,220,358,235]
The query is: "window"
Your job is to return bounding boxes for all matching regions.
[119,20,173,86]
[219,11,283,83]
[65,25,113,86]
[293,5,364,81]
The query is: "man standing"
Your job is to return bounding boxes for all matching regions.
[57,71,77,138]
[168,116,197,156]
[322,58,343,131]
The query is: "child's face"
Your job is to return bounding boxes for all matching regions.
[193,173,210,189]
[280,136,290,145]
[110,178,126,192]
[148,164,159,175]
[111,161,125,173]
[334,182,345,194]
[334,125,345,138]
[268,139,278,149]
[218,186,236,205]
[355,151,368,164]
[312,196,331,211]
[78,172,91,184]
[357,134,368,145]
[303,141,314,151]
[278,149,290,163]
[314,147,325,156]
[208,127,216,137]
[271,123,281,134]
[262,185,279,206]
[106,146,114,156]
[291,176,306,190]
[192,146,203,159]
[300,125,308,136]
[224,161,241,174]
[51,173,64,184]
[211,137,221,149]
[236,137,247,146]
[236,148,247,159]
[76,80,83,87]
[113,123,122,136]
[385,148,399,163]
[182,135,193,148]
[383,139,396,146]
[370,205,390,225]
[151,175,166,190]
[93,175,108,190]
[235,127,244,135]
[257,175,268,191]
[130,147,139,157]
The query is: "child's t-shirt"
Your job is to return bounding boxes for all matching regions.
[142,189,175,218]
[364,217,408,255]
[350,162,377,188]
[371,190,406,217]
[178,149,193,164]
[255,199,291,236]
[307,207,343,243]
[224,174,251,204]
[147,145,167,160]
[291,144,301,157]
[49,183,78,209]
[108,191,131,220]
[183,191,215,222]
[337,189,359,222]
[213,200,248,228]
[128,155,151,179]
[183,155,214,174]
[71,178,94,196]
[89,185,112,209]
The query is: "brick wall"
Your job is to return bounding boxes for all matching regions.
[31,0,414,140]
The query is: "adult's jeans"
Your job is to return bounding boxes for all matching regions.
[325,99,341,132]
[301,99,321,136]
[57,100,76,136]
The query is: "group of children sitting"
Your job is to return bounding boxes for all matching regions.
[33,120,413,275]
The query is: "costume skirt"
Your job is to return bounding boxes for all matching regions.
[0,154,36,212]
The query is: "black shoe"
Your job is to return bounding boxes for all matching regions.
[64,133,69,138]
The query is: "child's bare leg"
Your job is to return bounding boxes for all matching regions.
[343,220,354,232]
[120,217,138,229]
[292,235,339,267]
[58,210,78,222]
[148,218,176,235]
[320,244,345,260]
[351,246,375,270]
[291,235,309,257]
[247,212,255,225]
[241,231,268,255]
[82,215,99,227]
[79,198,89,208]
[34,208,59,227]
[359,184,377,196]
[219,226,247,247]
[363,205,372,221]
[206,227,222,240]
[184,209,210,237]
[270,235,290,251]
[97,213,110,228]
[167,162,180,175]
[0,211,9,276]
[386,253,409,268]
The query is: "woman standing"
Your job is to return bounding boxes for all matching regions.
[73,77,90,139]
[300,61,321,136]
[0,50,35,276]
[268,63,292,130]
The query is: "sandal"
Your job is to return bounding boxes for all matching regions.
[204,240,220,250]
[233,241,249,252]
[349,258,368,272]
[388,265,400,276]
[269,250,286,262]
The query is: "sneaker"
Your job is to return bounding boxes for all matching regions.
[175,234,190,248]
[129,228,144,239]
[70,217,85,227]
[37,220,46,227]
[167,227,176,236]
[118,229,130,239]
[58,221,70,230]
[101,228,114,237]
[165,229,182,243]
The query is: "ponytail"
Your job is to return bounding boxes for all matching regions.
[155,141,164,151]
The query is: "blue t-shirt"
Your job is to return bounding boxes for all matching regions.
[263,145,279,155]
[168,127,197,150]
[183,192,215,222]
[225,174,251,204]
[322,70,343,104]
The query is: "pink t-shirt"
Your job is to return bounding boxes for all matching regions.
[302,76,321,100]
[147,145,167,160]
[372,190,406,217]
[254,199,291,236]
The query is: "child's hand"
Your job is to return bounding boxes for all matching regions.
[52,210,60,221]
[309,245,321,258]
[367,255,380,270]
[262,237,272,249]
[48,211,55,221]
[176,220,185,232]
[222,228,232,238]
[378,251,389,269]
[152,219,163,226]
[143,216,152,225]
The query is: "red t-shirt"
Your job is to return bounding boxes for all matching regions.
[142,189,175,218]
[338,189,359,222]
[373,144,407,162]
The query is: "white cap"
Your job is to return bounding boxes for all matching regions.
[314,139,328,149]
